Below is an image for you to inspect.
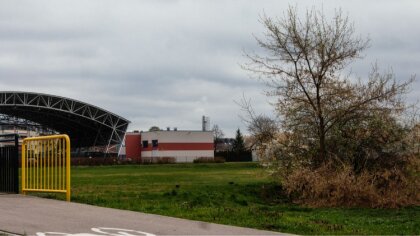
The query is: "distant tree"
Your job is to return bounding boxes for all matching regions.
[212,124,225,152]
[232,129,246,153]
[148,126,161,132]
[240,97,278,147]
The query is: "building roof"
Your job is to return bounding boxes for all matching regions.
[128,130,213,134]
[0,91,130,147]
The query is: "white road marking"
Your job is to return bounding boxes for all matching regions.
[36,227,156,236]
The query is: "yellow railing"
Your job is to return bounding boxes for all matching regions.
[21,134,71,201]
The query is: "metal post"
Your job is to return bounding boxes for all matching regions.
[13,134,19,193]
[21,138,26,195]
[65,135,71,202]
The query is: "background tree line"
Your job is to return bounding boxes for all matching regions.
[213,125,252,162]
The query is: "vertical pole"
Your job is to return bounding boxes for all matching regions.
[62,138,65,190]
[27,142,30,190]
[65,136,71,202]
[13,134,18,193]
[57,139,64,189]
[47,140,50,190]
[43,140,46,190]
[52,140,55,190]
[21,140,26,195]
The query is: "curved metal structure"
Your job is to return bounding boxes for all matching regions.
[0,91,130,148]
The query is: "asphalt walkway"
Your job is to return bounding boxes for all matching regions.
[0,194,285,236]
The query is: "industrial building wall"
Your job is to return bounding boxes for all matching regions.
[141,150,214,162]
[141,131,213,143]
[125,133,142,159]
[141,131,214,163]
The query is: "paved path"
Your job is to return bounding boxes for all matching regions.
[0,194,285,236]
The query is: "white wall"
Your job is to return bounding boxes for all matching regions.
[142,150,214,163]
[141,131,213,143]
[140,130,214,163]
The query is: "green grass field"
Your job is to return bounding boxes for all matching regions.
[36,163,419,235]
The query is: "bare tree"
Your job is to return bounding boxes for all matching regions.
[212,124,224,152]
[239,97,278,147]
[244,7,413,167]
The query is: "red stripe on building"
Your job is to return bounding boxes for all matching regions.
[142,143,213,151]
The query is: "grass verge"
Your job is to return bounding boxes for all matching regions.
[33,163,419,235]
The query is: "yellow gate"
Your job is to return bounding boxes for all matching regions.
[21,134,71,201]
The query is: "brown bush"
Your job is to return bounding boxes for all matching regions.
[138,157,176,164]
[156,157,176,164]
[214,157,226,163]
[283,156,420,208]
[193,157,225,163]
[71,157,118,166]
[70,157,178,166]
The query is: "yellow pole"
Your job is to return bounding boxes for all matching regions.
[52,139,55,190]
[31,141,33,190]
[58,138,61,190]
[43,140,46,190]
[65,135,71,202]
[48,139,51,190]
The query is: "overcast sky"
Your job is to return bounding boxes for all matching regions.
[0,0,419,137]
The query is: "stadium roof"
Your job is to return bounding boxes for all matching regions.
[0,91,130,148]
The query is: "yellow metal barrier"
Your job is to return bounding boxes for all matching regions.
[21,134,71,201]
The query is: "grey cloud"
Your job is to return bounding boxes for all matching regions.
[0,0,418,136]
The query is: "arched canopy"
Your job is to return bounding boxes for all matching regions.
[0,91,130,148]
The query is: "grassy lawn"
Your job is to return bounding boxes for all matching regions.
[34,163,419,235]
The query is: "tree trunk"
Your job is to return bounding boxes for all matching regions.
[318,117,326,167]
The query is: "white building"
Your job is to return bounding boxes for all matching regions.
[123,130,214,163]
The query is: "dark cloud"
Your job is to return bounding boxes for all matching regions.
[0,0,418,136]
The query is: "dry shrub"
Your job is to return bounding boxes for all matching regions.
[283,156,420,208]
[71,157,118,166]
[156,157,176,164]
[214,156,226,163]
[193,157,214,163]
[193,157,225,163]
